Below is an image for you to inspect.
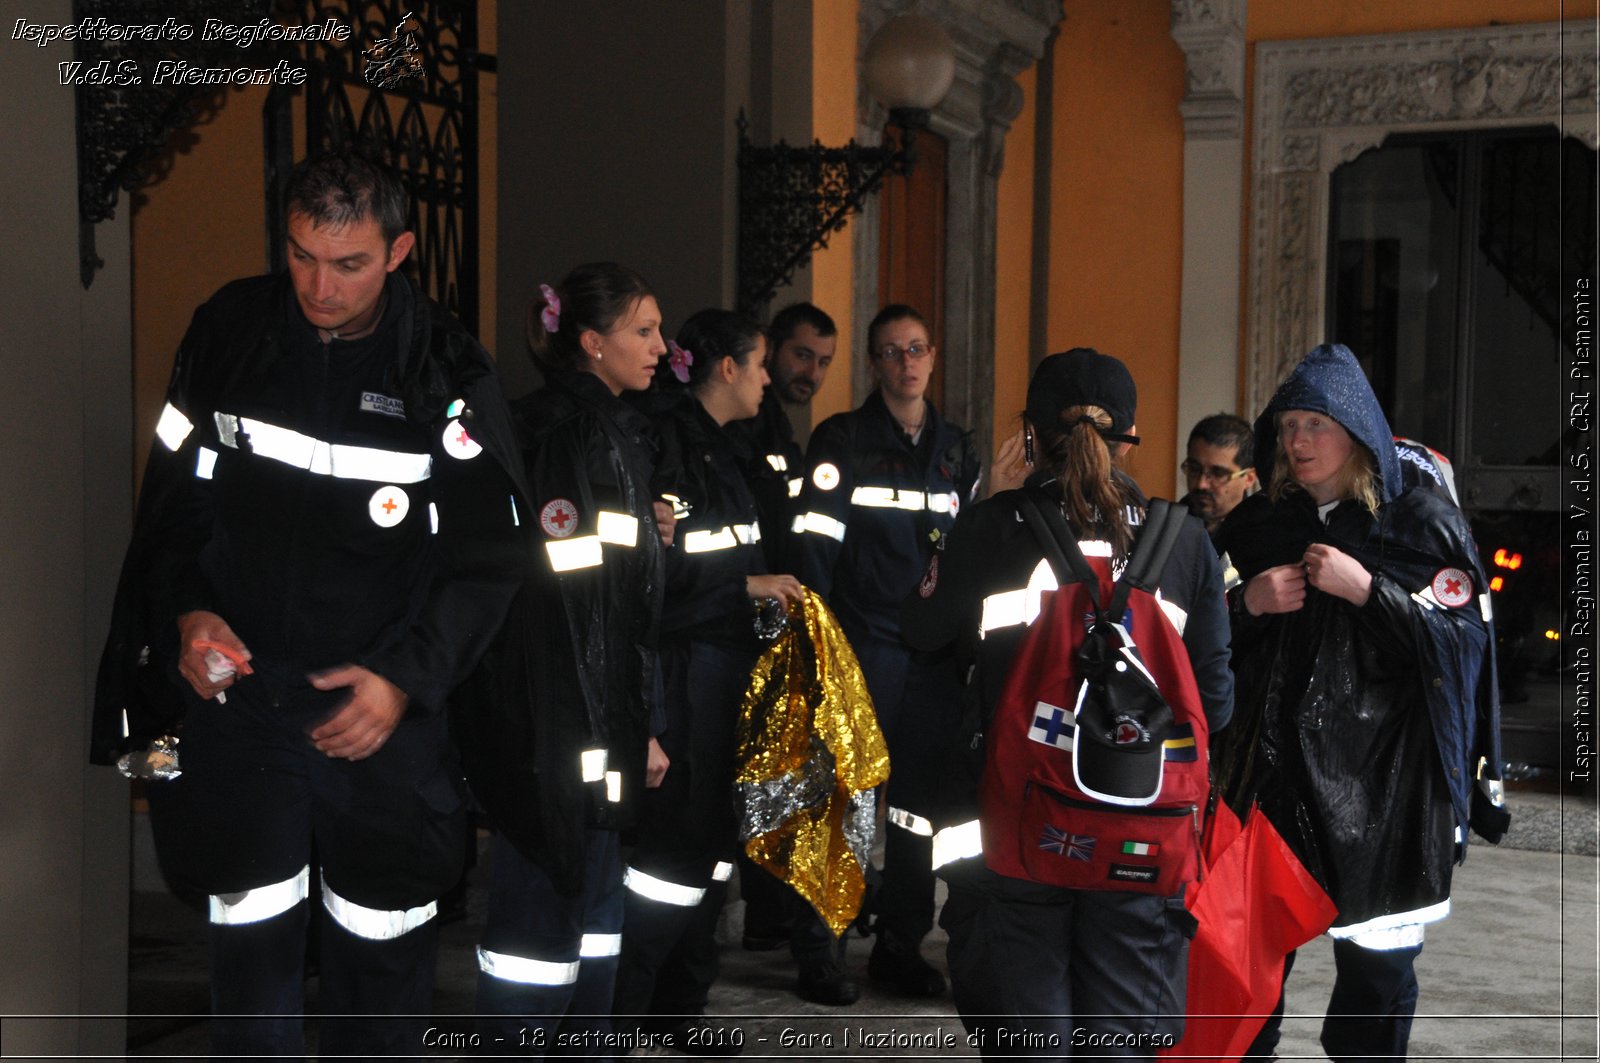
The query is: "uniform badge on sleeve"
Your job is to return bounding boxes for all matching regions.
[443,419,483,460]
[540,498,579,538]
[1431,567,1473,608]
[812,462,841,491]
[918,554,939,598]
[369,486,410,527]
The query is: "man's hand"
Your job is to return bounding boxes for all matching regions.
[987,429,1029,497]
[1303,543,1373,607]
[177,611,252,701]
[646,736,670,788]
[306,665,408,761]
[652,501,677,548]
[1242,564,1307,616]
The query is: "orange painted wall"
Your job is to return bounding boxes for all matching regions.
[131,90,269,486]
[1046,0,1186,497]
[131,2,502,485]
[809,0,859,428]
[993,65,1035,454]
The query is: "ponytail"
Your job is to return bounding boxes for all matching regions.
[1038,404,1138,559]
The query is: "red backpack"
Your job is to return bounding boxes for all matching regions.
[979,491,1208,896]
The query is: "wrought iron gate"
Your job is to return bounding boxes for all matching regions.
[267,0,492,332]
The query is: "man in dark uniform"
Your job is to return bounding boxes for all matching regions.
[730,301,838,572]
[724,302,840,959]
[791,304,981,1002]
[92,150,526,1057]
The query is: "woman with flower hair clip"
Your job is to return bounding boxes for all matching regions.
[610,308,805,1046]
[455,261,673,1053]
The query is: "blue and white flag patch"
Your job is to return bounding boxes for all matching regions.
[1028,701,1075,752]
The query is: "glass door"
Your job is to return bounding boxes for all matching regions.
[1327,128,1596,779]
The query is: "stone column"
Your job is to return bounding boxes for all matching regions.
[0,0,131,1049]
[1170,0,1247,463]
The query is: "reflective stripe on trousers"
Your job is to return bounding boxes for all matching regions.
[624,867,707,907]
[209,865,311,926]
[477,946,581,986]
[321,875,438,940]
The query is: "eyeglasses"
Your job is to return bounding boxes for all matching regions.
[1181,460,1251,484]
[876,342,934,362]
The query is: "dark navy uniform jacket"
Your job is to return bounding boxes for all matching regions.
[453,369,665,893]
[646,390,770,650]
[726,388,804,573]
[899,472,1234,869]
[93,272,527,763]
[791,389,981,644]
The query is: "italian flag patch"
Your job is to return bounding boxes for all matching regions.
[1121,841,1159,856]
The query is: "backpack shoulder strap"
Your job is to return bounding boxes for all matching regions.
[1015,484,1102,608]
[1108,499,1189,618]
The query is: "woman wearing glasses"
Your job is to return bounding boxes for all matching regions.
[790,304,982,1003]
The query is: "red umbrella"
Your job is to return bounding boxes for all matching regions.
[1160,802,1338,1062]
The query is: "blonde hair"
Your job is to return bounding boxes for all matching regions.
[1269,430,1381,514]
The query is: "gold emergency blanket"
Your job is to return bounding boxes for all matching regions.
[734,589,890,936]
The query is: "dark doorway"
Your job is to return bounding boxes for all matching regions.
[878,124,948,410]
[1328,127,1596,778]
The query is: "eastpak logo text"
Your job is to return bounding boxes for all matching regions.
[1107,863,1159,884]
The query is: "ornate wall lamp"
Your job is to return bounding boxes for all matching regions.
[736,14,955,317]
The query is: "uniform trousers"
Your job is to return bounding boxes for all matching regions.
[940,869,1194,1060]
[613,640,749,1019]
[158,664,464,1060]
[476,828,626,1058]
[1243,940,1423,1063]
[850,632,959,947]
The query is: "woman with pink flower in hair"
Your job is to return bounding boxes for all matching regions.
[457,262,673,1054]
[611,308,805,1044]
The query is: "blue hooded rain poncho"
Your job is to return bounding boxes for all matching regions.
[1214,343,1505,940]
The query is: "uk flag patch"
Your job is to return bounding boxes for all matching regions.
[1039,825,1096,861]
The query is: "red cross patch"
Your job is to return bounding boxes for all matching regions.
[918,554,939,598]
[540,498,579,539]
[1431,567,1473,608]
[443,418,483,460]
[368,485,409,528]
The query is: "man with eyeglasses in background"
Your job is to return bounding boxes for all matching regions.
[790,303,980,1005]
[1181,413,1259,540]
[1181,413,1258,599]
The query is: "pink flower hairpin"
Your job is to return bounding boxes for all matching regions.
[539,284,561,334]
[668,341,694,384]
